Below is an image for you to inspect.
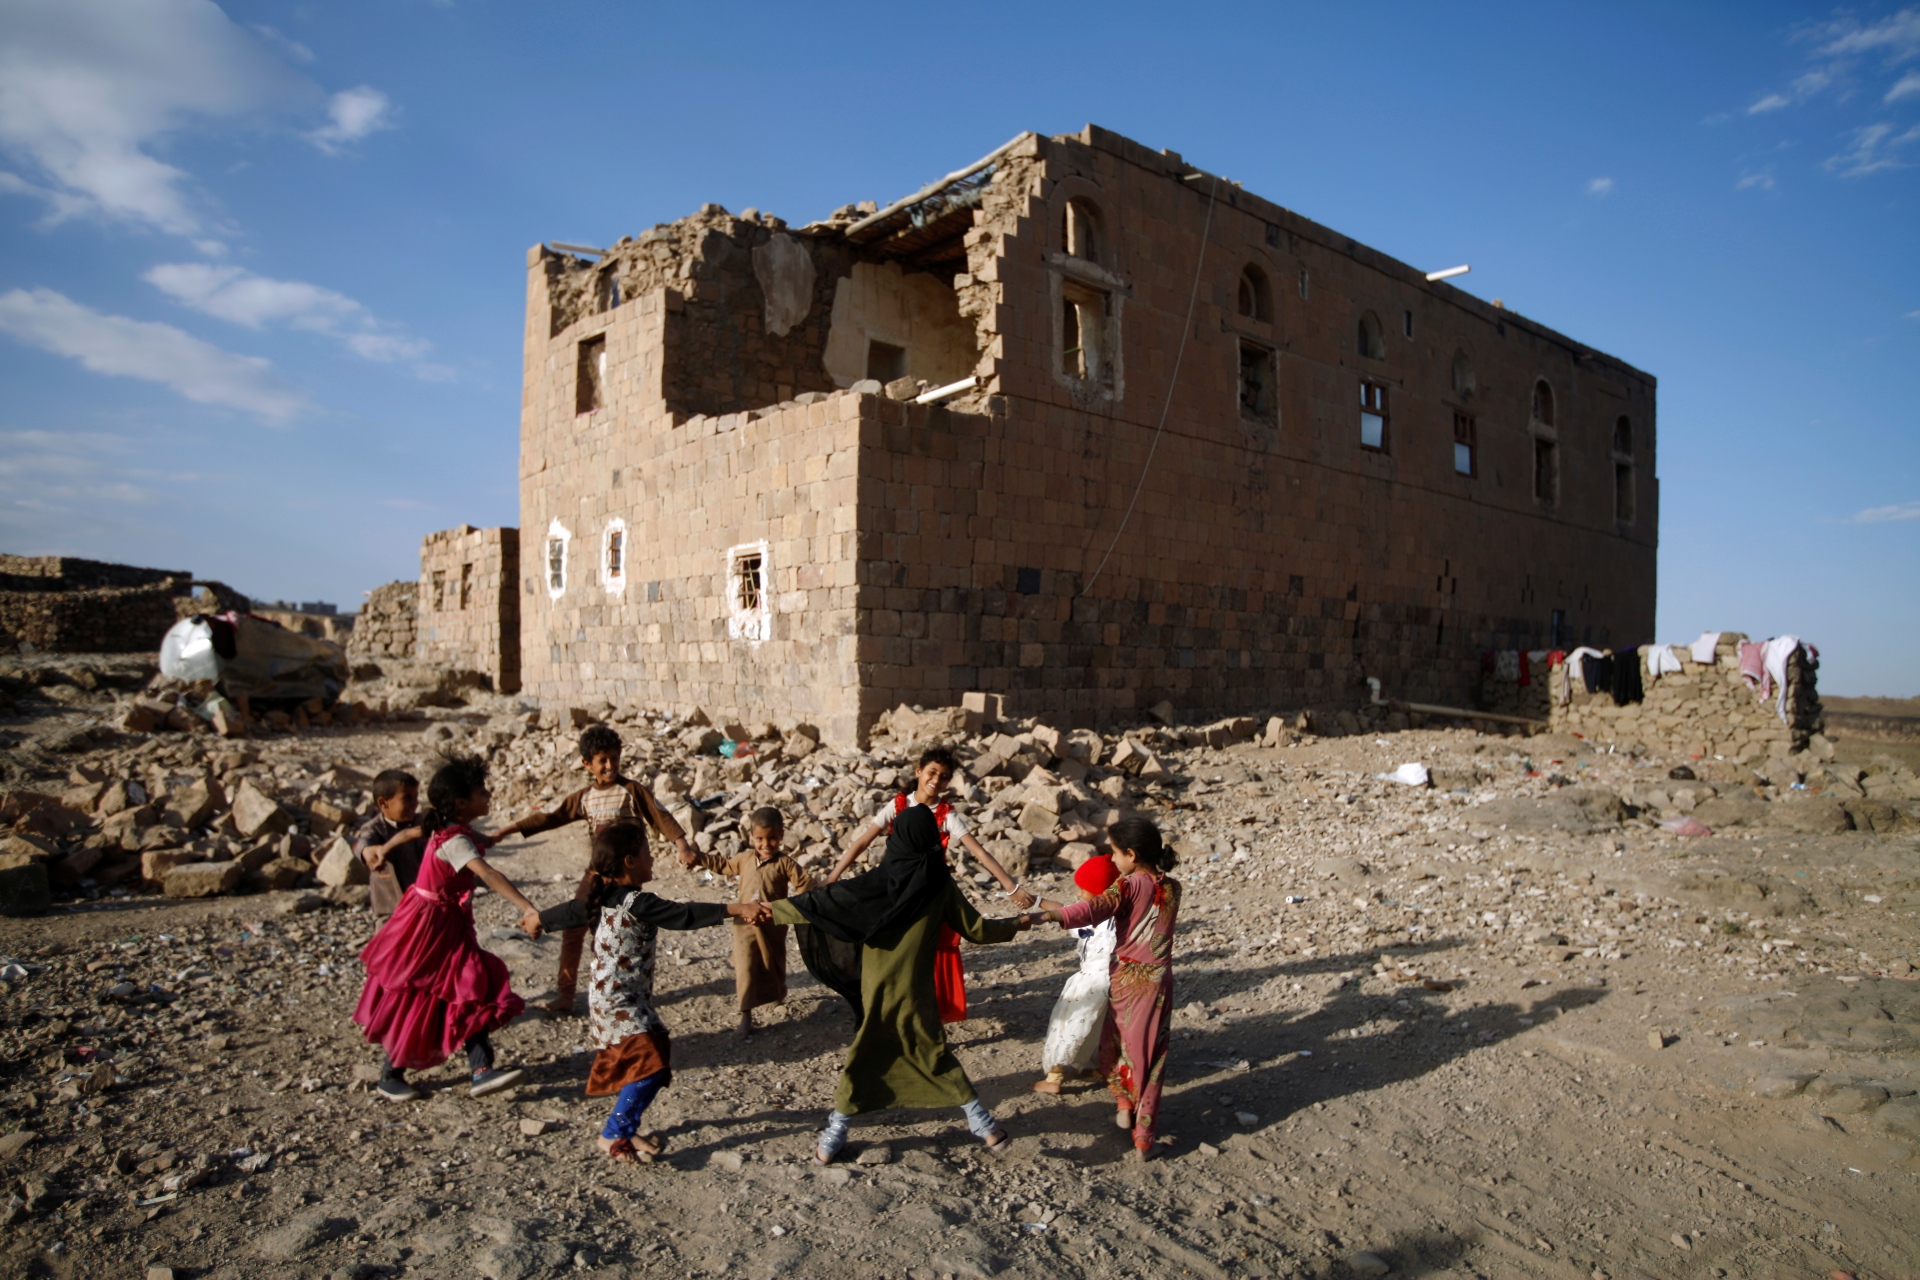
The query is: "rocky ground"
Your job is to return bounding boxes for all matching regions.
[1,657,1917,1280]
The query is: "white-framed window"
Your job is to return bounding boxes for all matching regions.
[602,518,627,594]
[726,541,770,644]
[546,517,572,599]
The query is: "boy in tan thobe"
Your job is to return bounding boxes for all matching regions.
[684,806,812,1035]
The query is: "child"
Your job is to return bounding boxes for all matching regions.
[1030,853,1119,1094]
[354,769,424,919]
[495,724,694,1015]
[1024,816,1181,1160]
[681,806,814,1036]
[539,821,771,1162]
[353,756,544,1102]
[826,746,1036,1022]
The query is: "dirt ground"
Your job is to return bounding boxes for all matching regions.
[2,693,1918,1280]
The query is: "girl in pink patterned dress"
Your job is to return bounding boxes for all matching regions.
[1026,816,1181,1160]
[354,756,544,1102]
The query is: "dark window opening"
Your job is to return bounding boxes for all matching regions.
[459,562,472,609]
[430,569,446,612]
[645,580,661,603]
[1288,574,1304,596]
[605,529,624,580]
[1360,381,1389,451]
[1613,415,1633,457]
[1238,266,1272,322]
[610,468,621,487]
[1238,341,1276,423]
[1615,462,1635,524]
[597,273,620,313]
[1533,438,1559,507]
[1062,199,1103,265]
[1451,351,1474,395]
[1531,379,1555,427]
[1298,268,1309,300]
[866,339,907,383]
[576,334,606,415]
[1452,412,1476,476]
[1061,282,1110,384]
[733,553,763,613]
[1015,566,1042,594]
[1358,311,1385,360]
[1403,309,1414,338]
[546,538,566,594]
[1550,609,1568,649]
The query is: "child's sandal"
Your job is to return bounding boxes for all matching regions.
[1029,1078,1062,1095]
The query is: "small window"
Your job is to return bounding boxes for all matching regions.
[866,339,906,383]
[1533,438,1559,507]
[602,519,627,592]
[1452,412,1476,476]
[1451,351,1475,395]
[1358,311,1385,360]
[576,335,607,415]
[1532,379,1555,427]
[1238,341,1275,423]
[1403,309,1414,339]
[1062,198,1103,264]
[546,519,572,598]
[1360,381,1389,451]
[727,542,770,643]
[1061,281,1110,384]
[459,562,472,609]
[597,272,620,313]
[1612,415,1633,457]
[1614,462,1635,524]
[430,569,446,612]
[1298,268,1309,300]
[1238,266,1271,322]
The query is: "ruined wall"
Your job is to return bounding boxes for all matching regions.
[0,556,203,654]
[417,527,520,693]
[0,555,187,592]
[1549,636,1824,762]
[821,261,978,389]
[349,581,417,660]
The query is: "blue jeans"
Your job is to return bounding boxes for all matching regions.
[602,1071,668,1141]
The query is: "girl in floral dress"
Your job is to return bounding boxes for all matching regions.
[1026,816,1181,1160]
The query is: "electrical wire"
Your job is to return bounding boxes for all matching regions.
[1079,172,1218,597]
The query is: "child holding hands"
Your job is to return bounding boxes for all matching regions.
[354,756,543,1102]
[1030,852,1120,1094]
[1023,817,1181,1160]
[681,807,813,1036]
[540,821,771,1161]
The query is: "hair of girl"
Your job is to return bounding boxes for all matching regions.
[589,820,649,879]
[417,755,488,837]
[747,806,784,833]
[1109,815,1174,871]
[916,745,959,775]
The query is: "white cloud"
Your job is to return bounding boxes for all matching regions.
[1889,69,1920,102]
[307,86,395,155]
[1813,8,1920,63]
[1736,169,1776,191]
[1826,121,1920,176]
[0,429,161,508]
[1851,500,1920,524]
[0,0,311,235]
[1748,93,1792,114]
[144,262,433,368]
[0,287,305,422]
[1585,177,1614,197]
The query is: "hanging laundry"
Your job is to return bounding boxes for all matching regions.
[1494,650,1520,682]
[1645,645,1682,680]
[1738,641,1766,688]
[1581,651,1614,695]
[1563,646,1603,704]
[1690,631,1720,665]
[1611,646,1644,706]
[1762,635,1801,722]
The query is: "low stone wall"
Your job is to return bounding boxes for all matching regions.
[0,580,189,654]
[349,581,417,660]
[1548,633,1824,763]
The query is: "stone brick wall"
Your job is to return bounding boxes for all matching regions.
[0,555,187,592]
[1549,635,1824,763]
[349,580,417,659]
[0,581,187,654]
[417,527,520,693]
[517,124,1658,745]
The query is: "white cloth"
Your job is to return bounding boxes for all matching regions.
[1690,631,1720,665]
[435,834,481,871]
[1561,646,1605,705]
[587,894,663,1050]
[1762,635,1800,722]
[1040,918,1115,1072]
[869,796,969,840]
[1646,645,1682,680]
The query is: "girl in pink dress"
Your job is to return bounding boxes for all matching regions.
[354,756,545,1102]
[1026,816,1181,1160]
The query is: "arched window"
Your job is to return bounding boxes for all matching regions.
[1532,380,1555,426]
[1237,266,1272,322]
[1062,198,1103,265]
[1612,415,1632,457]
[1451,351,1475,395]
[1358,311,1385,360]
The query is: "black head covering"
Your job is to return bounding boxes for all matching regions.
[784,803,951,945]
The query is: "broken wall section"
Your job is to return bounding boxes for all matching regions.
[418,527,520,694]
[1548,634,1823,764]
[348,581,417,661]
[0,556,241,654]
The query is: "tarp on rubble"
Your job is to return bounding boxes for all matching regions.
[158,612,348,704]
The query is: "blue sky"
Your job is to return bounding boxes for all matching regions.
[0,1,1915,695]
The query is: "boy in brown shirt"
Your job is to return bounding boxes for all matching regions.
[681,806,812,1036]
[496,724,691,1014]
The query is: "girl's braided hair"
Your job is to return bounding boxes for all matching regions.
[418,755,488,837]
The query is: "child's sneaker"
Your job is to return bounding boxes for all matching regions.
[468,1067,525,1098]
[376,1078,420,1103]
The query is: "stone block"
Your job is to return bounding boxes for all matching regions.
[1017,801,1058,836]
[314,836,367,887]
[164,860,243,898]
[141,848,202,884]
[247,857,311,892]
[163,779,223,830]
[230,780,292,840]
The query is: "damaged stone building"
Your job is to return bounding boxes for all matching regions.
[517,125,1657,746]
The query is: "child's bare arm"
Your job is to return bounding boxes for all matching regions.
[960,832,1034,905]
[466,856,543,936]
[827,823,880,883]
